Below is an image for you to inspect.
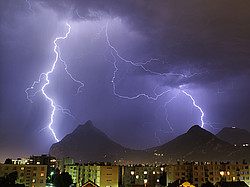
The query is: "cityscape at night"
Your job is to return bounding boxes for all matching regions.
[0,0,250,186]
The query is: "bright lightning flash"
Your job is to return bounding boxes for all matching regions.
[105,23,207,136]
[181,90,205,128]
[25,23,84,142]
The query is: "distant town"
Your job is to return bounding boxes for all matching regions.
[1,154,250,187]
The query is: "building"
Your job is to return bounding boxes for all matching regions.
[165,162,250,187]
[56,157,74,172]
[59,161,250,187]
[65,163,119,187]
[215,181,249,187]
[0,164,47,187]
[12,158,30,165]
[121,164,166,187]
[28,154,56,178]
[82,180,99,187]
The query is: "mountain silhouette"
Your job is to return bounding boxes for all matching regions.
[49,120,150,163]
[148,125,236,162]
[216,127,250,146]
[49,122,249,163]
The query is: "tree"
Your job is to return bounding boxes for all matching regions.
[53,172,73,187]
[4,158,12,164]
[0,171,18,185]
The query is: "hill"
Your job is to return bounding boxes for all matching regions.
[49,122,249,164]
[148,125,237,162]
[216,127,250,146]
[49,120,151,163]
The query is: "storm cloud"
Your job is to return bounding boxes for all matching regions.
[0,0,250,161]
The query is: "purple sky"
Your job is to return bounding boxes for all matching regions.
[1,0,250,162]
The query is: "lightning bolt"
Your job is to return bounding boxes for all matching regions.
[181,90,205,128]
[105,25,171,100]
[25,23,84,142]
[105,22,207,134]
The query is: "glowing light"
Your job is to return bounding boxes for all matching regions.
[181,90,205,128]
[131,171,135,175]
[25,23,84,142]
[220,171,225,176]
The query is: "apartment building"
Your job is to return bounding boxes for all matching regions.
[65,163,119,187]
[166,162,250,187]
[121,165,166,187]
[0,164,47,187]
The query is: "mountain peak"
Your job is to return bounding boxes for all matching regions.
[187,125,204,133]
[75,120,95,132]
[49,120,126,162]
[84,120,94,127]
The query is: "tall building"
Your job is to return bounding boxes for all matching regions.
[29,154,56,177]
[65,163,119,187]
[0,164,47,187]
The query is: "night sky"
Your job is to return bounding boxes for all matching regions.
[1,0,250,162]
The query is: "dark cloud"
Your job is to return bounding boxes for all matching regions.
[1,0,250,161]
[38,0,250,77]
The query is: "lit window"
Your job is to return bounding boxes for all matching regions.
[136,175,139,179]
[153,171,156,175]
[144,179,148,184]
[233,177,236,181]
[131,171,135,175]
[21,167,24,171]
[40,173,44,177]
[144,171,147,175]
[36,162,40,164]
[32,179,36,183]
[161,167,164,171]
[220,171,225,176]
[157,179,160,183]
[241,177,245,180]
[227,171,230,175]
